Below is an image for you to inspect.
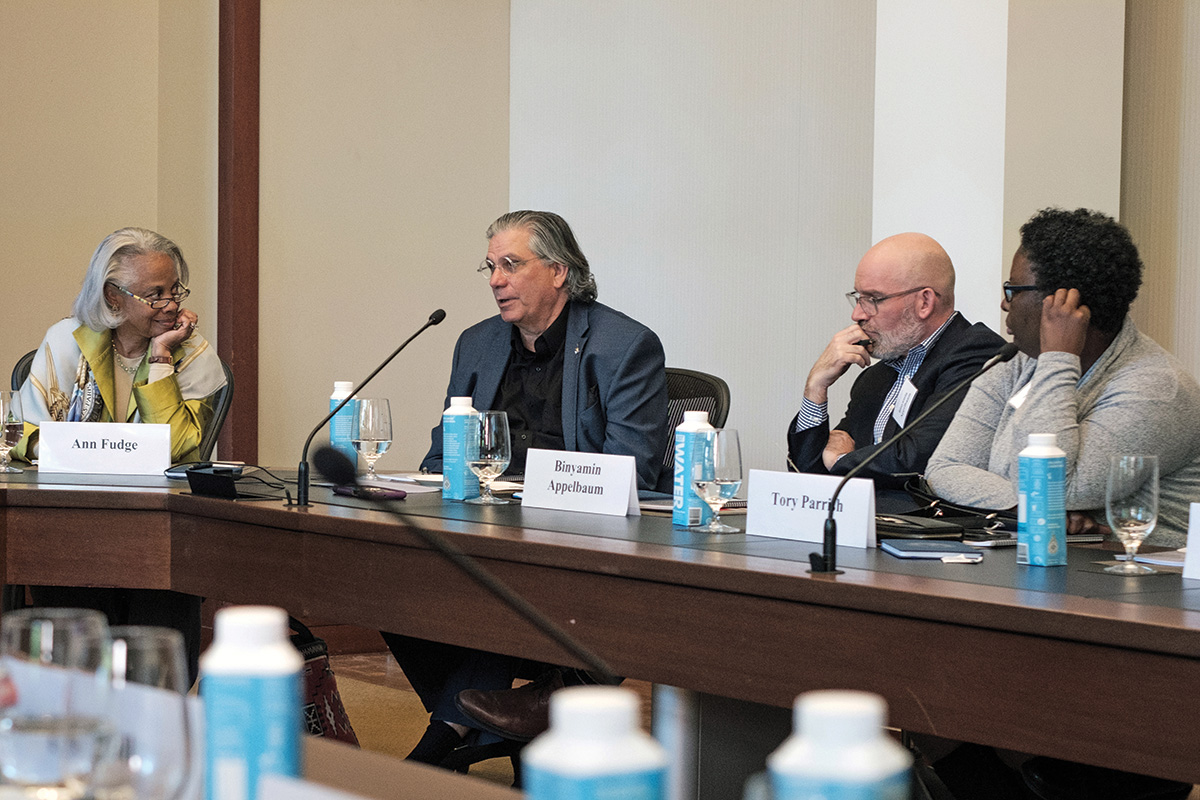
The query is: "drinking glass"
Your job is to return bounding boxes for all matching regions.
[0,608,113,799]
[92,626,191,800]
[692,428,743,533]
[0,392,24,474]
[352,398,392,480]
[465,411,511,505]
[1104,454,1159,575]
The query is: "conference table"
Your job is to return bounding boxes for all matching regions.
[2,467,1199,797]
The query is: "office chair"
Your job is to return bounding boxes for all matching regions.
[656,367,732,493]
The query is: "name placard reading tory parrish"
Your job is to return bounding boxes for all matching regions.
[520,448,639,517]
[39,421,171,475]
[745,469,876,548]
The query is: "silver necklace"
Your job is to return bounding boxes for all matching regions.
[112,343,146,376]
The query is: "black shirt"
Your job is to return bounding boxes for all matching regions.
[494,305,569,474]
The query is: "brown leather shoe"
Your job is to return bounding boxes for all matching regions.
[455,669,565,742]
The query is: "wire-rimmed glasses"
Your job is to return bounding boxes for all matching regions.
[107,283,190,310]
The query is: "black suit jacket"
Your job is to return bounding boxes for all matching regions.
[786,314,1005,488]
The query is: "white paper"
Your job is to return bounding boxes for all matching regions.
[38,421,170,475]
[520,448,639,516]
[1184,504,1200,580]
[745,469,876,548]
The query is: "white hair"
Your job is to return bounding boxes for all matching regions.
[73,227,188,331]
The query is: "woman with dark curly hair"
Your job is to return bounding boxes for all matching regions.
[926,207,1200,547]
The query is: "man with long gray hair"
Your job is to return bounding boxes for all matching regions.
[388,210,669,766]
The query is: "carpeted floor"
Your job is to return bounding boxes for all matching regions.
[332,657,516,787]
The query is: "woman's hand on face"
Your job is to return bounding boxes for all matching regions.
[151,308,198,357]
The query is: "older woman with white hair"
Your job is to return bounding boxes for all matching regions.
[11,226,227,684]
[13,226,226,464]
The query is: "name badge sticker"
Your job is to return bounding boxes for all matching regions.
[892,377,918,428]
[745,469,876,548]
[1184,503,1200,580]
[521,448,639,517]
[39,421,171,475]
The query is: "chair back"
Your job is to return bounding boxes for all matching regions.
[11,350,35,391]
[198,358,235,461]
[10,348,233,462]
[657,367,732,492]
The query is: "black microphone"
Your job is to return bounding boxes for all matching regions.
[809,341,1020,573]
[312,446,618,684]
[295,309,446,506]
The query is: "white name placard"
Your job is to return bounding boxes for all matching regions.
[38,421,171,475]
[1184,503,1200,580]
[521,448,639,517]
[745,469,876,548]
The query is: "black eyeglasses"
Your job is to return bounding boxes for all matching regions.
[109,282,190,310]
[845,286,936,314]
[1002,281,1039,303]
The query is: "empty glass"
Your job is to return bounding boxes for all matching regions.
[0,608,113,799]
[1104,454,1159,575]
[92,626,192,800]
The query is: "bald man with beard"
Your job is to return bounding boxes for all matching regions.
[787,233,1004,488]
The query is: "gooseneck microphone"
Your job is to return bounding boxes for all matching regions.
[294,309,446,506]
[809,342,1020,574]
[312,446,618,685]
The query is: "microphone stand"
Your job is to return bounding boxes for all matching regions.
[294,309,446,506]
[809,342,1019,574]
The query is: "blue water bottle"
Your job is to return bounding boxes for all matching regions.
[1017,433,1067,566]
[673,411,715,527]
[328,381,357,469]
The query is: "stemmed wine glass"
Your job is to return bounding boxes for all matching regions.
[352,398,392,480]
[93,626,192,800]
[0,608,113,800]
[466,411,511,505]
[0,391,24,474]
[692,428,743,533]
[1104,454,1159,575]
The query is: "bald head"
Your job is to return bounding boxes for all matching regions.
[858,233,955,310]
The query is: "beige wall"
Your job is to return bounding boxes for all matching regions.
[257,1,509,469]
[0,0,217,390]
[1123,0,1200,378]
[5,1,1200,476]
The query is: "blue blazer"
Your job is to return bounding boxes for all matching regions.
[421,301,670,491]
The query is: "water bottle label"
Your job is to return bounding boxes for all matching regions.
[202,672,302,800]
[673,430,713,527]
[524,765,664,800]
[329,399,358,466]
[770,770,909,800]
[1017,454,1067,566]
[442,413,480,500]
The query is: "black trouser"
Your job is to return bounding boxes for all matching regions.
[30,586,203,687]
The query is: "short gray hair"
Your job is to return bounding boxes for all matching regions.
[486,211,598,303]
[73,227,188,331]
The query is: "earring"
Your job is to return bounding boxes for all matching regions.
[109,305,119,313]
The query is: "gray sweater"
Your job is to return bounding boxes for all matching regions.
[926,317,1200,547]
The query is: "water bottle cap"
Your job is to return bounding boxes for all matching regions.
[795,690,885,748]
[549,686,639,739]
[1029,433,1058,448]
[333,381,353,392]
[449,396,474,408]
[214,606,289,649]
[682,410,710,423]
